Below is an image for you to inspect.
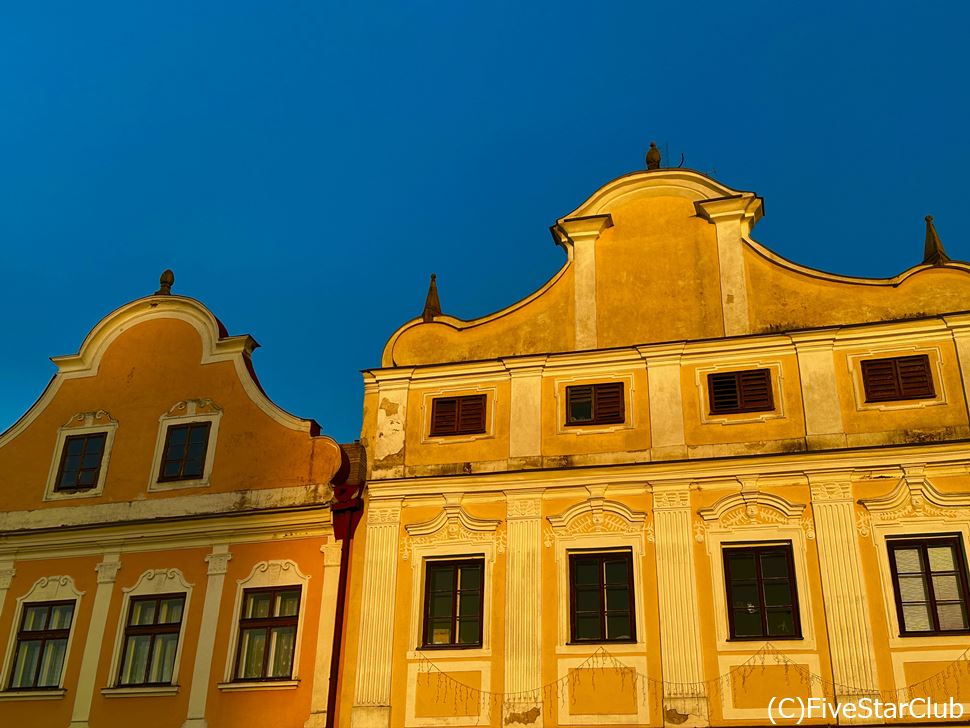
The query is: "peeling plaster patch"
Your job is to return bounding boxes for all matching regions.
[374,398,405,463]
[505,706,540,725]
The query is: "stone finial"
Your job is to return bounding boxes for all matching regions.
[645,141,661,170]
[156,269,175,295]
[923,215,951,266]
[422,273,441,323]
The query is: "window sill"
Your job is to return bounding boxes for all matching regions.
[217,680,299,692]
[148,478,210,492]
[409,648,491,660]
[0,689,66,701]
[101,685,179,698]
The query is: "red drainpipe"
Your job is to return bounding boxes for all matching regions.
[326,445,365,728]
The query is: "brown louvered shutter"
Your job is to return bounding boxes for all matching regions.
[566,385,594,424]
[456,395,486,434]
[709,369,774,414]
[897,355,935,399]
[592,382,625,424]
[430,397,459,436]
[708,373,741,413]
[738,369,774,411]
[862,355,934,402]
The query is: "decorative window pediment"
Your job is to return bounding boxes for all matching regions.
[696,485,814,542]
[401,500,504,561]
[859,468,970,526]
[545,494,646,545]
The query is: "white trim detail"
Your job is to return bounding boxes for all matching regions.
[105,569,194,689]
[0,576,84,691]
[148,399,223,491]
[405,659,491,727]
[694,361,786,425]
[846,345,948,412]
[556,654,649,725]
[418,385,497,446]
[553,373,636,436]
[43,411,118,501]
[222,560,311,683]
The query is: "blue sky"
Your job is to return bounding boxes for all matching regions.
[2,2,968,442]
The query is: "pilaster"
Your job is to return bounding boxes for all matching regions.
[791,331,847,450]
[641,344,687,460]
[68,554,121,728]
[182,545,231,728]
[694,194,762,337]
[652,482,707,726]
[809,474,879,698]
[504,491,544,725]
[305,541,344,728]
[558,214,613,350]
[943,314,970,420]
[351,500,402,728]
[0,563,14,619]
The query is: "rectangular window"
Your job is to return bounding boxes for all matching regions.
[234,587,301,681]
[723,544,801,640]
[158,422,211,482]
[861,355,935,402]
[118,594,185,686]
[888,536,970,635]
[429,395,486,437]
[422,559,484,648]
[54,433,107,492]
[8,600,75,690]
[569,552,635,643]
[565,382,625,426]
[708,369,774,414]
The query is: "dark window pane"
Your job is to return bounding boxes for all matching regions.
[457,619,479,644]
[767,609,797,637]
[730,584,760,609]
[606,587,629,611]
[430,567,454,592]
[458,593,480,617]
[604,560,628,584]
[763,582,792,607]
[422,560,484,648]
[732,609,763,637]
[575,589,599,612]
[760,553,789,578]
[606,614,632,640]
[66,438,85,455]
[574,561,599,586]
[459,566,481,590]
[430,594,453,619]
[727,554,756,580]
[575,614,601,640]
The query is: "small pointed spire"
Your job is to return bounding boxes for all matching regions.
[645,141,661,170]
[422,273,441,323]
[923,215,951,266]
[155,269,175,295]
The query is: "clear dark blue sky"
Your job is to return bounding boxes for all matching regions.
[2,3,968,442]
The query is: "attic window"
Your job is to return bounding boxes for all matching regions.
[54,433,107,492]
[430,395,486,437]
[861,355,935,402]
[158,422,212,482]
[565,383,625,426]
[708,370,774,415]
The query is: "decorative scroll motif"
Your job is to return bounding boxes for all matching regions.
[809,481,853,502]
[368,506,402,525]
[124,568,193,595]
[507,496,542,520]
[645,518,655,544]
[401,501,504,561]
[63,410,116,429]
[164,398,222,418]
[859,468,970,527]
[21,575,84,602]
[696,489,809,542]
[653,489,691,510]
[856,509,872,537]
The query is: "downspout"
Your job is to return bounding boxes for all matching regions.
[326,443,366,728]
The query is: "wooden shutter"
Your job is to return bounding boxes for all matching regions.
[592,382,625,424]
[457,395,486,434]
[566,385,594,424]
[709,369,773,414]
[862,355,934,402]
[738,369,774,411]
[897,355,934,399]
[708,372,741,413]
[430,397,458,436]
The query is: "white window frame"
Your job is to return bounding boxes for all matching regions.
[418,384,498,445]
[220,560,310,688]
[693,360,786,425]
[101,569,193,696]
[148,399,222,491]
[43,411,118,501]
[553,372,636,436]
[0,576,84,695]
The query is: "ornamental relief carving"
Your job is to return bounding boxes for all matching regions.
[400,503,504,561]
[63,410,116,429]
[695,490,812,542]
[506,497,542,519]
[652,490,691,510]
[809,481,853,502]
[545,496,647,547]
[858,473,970,534]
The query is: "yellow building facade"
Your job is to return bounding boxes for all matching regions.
[0,285,355,728]
[343,167,970,727]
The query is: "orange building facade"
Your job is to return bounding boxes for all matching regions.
[0,284,352,728]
